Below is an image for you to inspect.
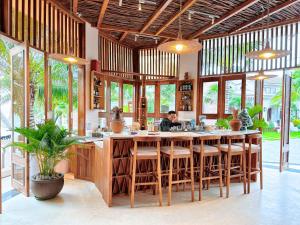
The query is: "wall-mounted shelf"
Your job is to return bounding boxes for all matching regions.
[90,70,105,110]
[176,79,194,112]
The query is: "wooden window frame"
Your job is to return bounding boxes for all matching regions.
[98,76,138,127]
[198,73,246,120]
[198,76,221,119]
[222,74,246,118]
[145,80,177,121]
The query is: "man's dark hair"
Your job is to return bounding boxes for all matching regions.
[168,111,176,115]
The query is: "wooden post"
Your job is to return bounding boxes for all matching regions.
[280,70,292,172]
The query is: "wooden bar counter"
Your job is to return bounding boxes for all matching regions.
[70,130,259,207]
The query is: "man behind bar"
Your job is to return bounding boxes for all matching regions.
[160,111,181,131]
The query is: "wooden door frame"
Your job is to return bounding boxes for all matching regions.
[10,41,30,197]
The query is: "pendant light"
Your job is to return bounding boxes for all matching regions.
[247,69,277,80]
[158,0,202,54]
[49,2,88,65]
[245,0,290,60]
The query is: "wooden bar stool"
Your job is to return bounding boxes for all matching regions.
[219,135,247,198]
[161,137,194,206]
[233,133,263,193]
[129,136,162,208]
[193,135,223,200]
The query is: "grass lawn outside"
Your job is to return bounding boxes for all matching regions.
[263,131,300,141]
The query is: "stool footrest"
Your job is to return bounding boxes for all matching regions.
[135,182,158,186]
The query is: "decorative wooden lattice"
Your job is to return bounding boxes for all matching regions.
[111,137,254,195]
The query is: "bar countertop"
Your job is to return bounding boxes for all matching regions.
[101,130,260,139]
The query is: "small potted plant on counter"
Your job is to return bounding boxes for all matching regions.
[8,119,79,200]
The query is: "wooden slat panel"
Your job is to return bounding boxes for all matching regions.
[201,21,298,76]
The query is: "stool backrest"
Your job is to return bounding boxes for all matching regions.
[226,135,245,150]
[226,134,245,141]
[247,133,262,144]
[133,136,161,143]
[199,135,221,141]
[199,135,221,153]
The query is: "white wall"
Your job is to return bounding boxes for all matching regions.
[178,52,199,121]
[85,22,100,133]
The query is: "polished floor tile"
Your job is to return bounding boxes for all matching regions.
[1,167,300,225]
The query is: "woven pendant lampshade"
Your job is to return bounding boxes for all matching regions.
[245,41,290,60]
[158,39,202,54]
[157,0,202,54]
[245,0,290,60]
[247,69,277,80]
[49,52,88,65]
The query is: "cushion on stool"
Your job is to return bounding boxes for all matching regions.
[233,143,260,152]
[193,145,219,154]
[218,144,244,153]
[130,146,158,157]
[161,146,191,156]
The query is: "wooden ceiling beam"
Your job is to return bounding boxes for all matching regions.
[73,0,78,13]
[119,32,128,42]
[230,0,300,34]
[155,0,197,35]
[189,0,260,39]
[140,0,173,33]
[97,0,110,27]
[100,24,177,40]
[198,16,300,40]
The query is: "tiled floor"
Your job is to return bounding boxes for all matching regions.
[263,139,300,169]
[1,167,300,225]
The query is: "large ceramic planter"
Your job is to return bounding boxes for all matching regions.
[110,120,124,133]
[31,173,64,200]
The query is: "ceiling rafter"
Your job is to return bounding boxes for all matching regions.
[97,0,110,28]
[230,0,300,34]
[73,0,78,13]
[100,24,177,40]
[155,0,198,35]
[188,0,260,39]
[119,32,128,42]
[140,0,173,33]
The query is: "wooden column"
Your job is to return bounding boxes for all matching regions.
[133,49,140,122]
[44,53,49,120]
[280,70,292,172]
[68,65,73,132]
[78,65,86,136]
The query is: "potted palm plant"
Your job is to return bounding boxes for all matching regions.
[9,119,79,200]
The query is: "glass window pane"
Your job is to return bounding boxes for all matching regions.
[124,117,133,127]
[202,81,218,114]
[146,85,155,113]
[123,84,134,113]
[72,65,79,134]
[224,80,242,114]
[50,60,69,130]
[12,48,25,157]
[12,164,25,185]
[111,82,119,110]
[30,49,45,126]
[160,84,176,113]
[246,79,255,108]
[147,117,155,124]
[0,38,14,174]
